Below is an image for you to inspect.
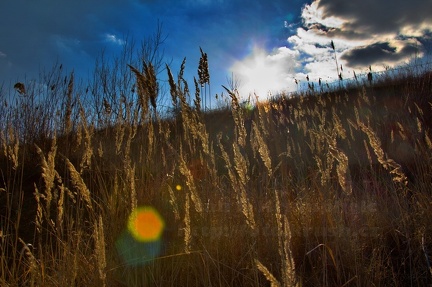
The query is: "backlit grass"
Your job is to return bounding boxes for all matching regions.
[1,44,432,286]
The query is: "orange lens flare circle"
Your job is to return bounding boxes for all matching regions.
[127,206,165,242]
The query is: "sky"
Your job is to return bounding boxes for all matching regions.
[1,0,431,106]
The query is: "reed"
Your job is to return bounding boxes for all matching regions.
[1,37,431,286]
[93,215,107,287]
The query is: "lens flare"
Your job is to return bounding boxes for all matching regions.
[127,206,165,242]
[115,230,162,266]
[116,206,165,266]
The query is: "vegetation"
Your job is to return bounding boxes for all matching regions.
[1,33,432,286]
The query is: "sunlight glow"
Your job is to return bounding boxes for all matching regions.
[230,45,295,100]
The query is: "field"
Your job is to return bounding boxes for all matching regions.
[1,53,432,286]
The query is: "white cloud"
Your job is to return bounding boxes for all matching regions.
[302,1,344,29]
[228,0,431,101]
[0,51,6,57]
[301,0,430,70]
[229,44,298,99]
[104,33,125,46]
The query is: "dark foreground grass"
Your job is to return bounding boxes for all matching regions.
[1,55,432,286]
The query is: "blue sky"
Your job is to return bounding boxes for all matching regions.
[1,0,431,105]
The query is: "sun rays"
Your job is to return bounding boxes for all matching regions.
[230,44,296,99]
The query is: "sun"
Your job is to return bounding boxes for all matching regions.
[230,45,292,100]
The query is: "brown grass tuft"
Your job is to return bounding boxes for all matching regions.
[64,157,93,211]
[358,121,408,187]
[255,259,281,287]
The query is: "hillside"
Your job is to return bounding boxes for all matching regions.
[1,65,432,286]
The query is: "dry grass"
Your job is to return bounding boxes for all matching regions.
[1,43,432,286]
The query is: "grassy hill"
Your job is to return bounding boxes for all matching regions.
[1,63,432,286]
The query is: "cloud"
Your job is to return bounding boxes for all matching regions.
[104,33,126,46]
[341,39,423,68]
[299,0,431,70]
[230,45,298,98]
[1,0,305,99]
[227,0,432,99]
[316,0,432,37]
[2,0,430,104]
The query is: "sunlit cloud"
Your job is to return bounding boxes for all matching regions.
[298,0,429,72]
[301,1,344,29]
[229,0,431,99]
[1,0,431,104]
[230,45,298,99]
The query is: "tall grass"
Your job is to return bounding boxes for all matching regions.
[1,39,432,286]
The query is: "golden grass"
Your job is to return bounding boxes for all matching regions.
[94,215,107,287]
[64,157,93,211]
[255,259,281,287]
[358,121,409,187]
[1,47,432,286]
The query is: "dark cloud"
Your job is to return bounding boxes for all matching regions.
[292,0,432,75]
[341,41,422,67]
[316,0,432,37]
